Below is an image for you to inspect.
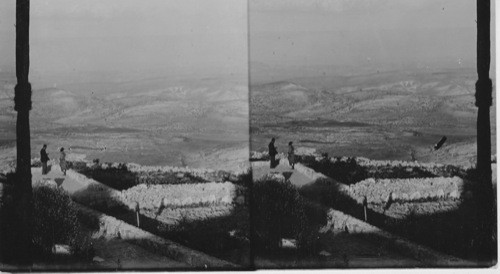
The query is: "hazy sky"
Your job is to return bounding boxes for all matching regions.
[250,0,490,78]
[0,0,248,86]
[0,0,494,85]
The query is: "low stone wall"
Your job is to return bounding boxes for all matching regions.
[121,182,245,209]
[74,203,237,269]
[323,209,473,267]
[348,177,465,204]
[250,161,270,168]
[67,169,245,210]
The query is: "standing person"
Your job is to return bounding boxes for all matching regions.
[40,144,49,175]
[268,138,278,168]
[59,147,67,176]
[288,141,295,170]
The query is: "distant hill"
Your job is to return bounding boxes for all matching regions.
[0,73,249,170]
[250,68,495,166]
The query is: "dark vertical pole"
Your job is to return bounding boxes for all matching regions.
[14,0,33,265]
[475,0,495,262]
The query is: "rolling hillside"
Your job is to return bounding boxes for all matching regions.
[0,72,249,171]
[250,68,495,166]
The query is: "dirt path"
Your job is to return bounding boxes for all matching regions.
[32,164,87,194]
[252,161,313,187]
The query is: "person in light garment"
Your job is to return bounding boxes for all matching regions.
[40,144,49,175]
[268,138,278,168]
[288,141,295,170]
[59,147,67,176]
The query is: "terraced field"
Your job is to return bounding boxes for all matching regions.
[55,160,251,266]
[252,150,494,262]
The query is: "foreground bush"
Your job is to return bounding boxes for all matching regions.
[168,206,250,253]
[252,179,326,253]
[32,185,95,258]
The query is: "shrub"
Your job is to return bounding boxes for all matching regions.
[68,161,88,171]
[32,185,94,258]
[79,167,137,190]
[299,178,344,208]
[160,206,250,265]
[252,179,326,252]
[169,217,241,253]
[297,200,327,255]
[0,182,16,262]
[297,227,321,254]
[302,199,328,228]
[305,157,369,185]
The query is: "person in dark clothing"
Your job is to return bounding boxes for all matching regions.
[288,141,295,169]
[40,144,49,175]
[59,147,67,176]
[268,138,278,168]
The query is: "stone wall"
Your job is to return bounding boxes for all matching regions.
[67,169,245,211]
[121,182,245,210]
[348,177,465,203]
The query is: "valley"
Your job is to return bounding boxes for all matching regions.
[0,72,249,172]
[250,67,496,166]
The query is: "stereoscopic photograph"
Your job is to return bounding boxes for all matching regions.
[0,0,497,271]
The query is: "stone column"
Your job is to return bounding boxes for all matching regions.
[474,0,495,262]
[13,0,33,265]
